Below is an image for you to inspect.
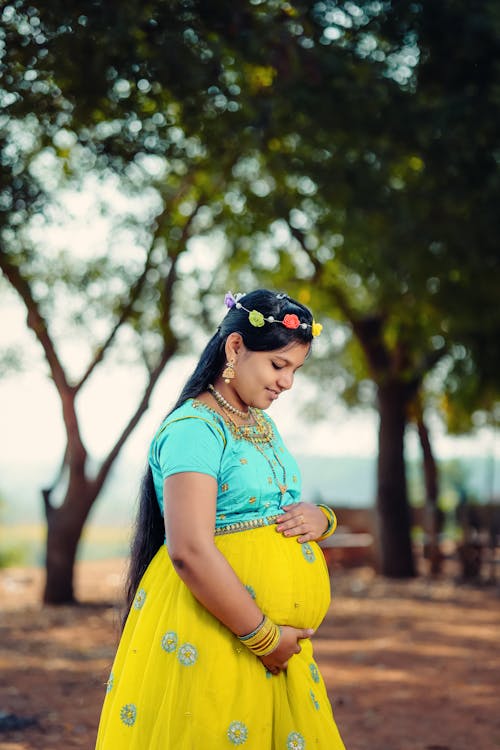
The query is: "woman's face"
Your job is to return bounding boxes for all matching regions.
[224,338,310,410]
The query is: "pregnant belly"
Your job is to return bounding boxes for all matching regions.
[214,524,331,630]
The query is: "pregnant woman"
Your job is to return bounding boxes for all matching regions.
[95,289,346,749]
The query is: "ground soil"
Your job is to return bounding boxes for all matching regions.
[0,558,499,750]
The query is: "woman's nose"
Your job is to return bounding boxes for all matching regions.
[277,371,294,390]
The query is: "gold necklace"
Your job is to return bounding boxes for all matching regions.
[251,441,288,496]
[231,409,274,443]
[192,398,271,440]
[219,405,287,495]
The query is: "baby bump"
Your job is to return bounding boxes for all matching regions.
[215,524,331,630]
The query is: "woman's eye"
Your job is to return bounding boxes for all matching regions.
[272,362,283,370]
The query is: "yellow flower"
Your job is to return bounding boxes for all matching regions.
[311,320,323,337]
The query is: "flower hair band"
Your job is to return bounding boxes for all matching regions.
[224,291,323,337]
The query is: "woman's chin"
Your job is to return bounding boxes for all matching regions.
[266,389,280,403]
[258,394,275,409]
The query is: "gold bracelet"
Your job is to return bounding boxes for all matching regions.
[317,504,337,541]
[238,615,281,656]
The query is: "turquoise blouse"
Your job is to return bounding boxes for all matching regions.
[148,399,301,529]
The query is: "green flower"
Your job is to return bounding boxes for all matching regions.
[248,309,265,327]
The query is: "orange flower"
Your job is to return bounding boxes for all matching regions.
[283,314,300,329]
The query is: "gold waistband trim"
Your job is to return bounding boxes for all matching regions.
[214,515,279,536]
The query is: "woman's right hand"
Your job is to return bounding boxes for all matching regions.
[259,625,314,674]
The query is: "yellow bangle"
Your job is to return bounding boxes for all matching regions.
[317,504,337,541]
[238,615,281,656]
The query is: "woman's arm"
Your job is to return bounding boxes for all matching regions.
[164,471,265,636]
[164,472,313,673]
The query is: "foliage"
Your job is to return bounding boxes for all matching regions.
[211,1,500,425]
[1,0,499,585]
[3,0,498,416]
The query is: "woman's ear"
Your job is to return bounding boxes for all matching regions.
[224,332,244,360]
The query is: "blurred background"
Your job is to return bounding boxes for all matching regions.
[1,2,499,748]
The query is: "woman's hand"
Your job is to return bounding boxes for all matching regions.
[259,625,314,674]
[276,502,328,543]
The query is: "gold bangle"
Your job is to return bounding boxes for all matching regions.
[238,615,281,656]
[317,504,337,541]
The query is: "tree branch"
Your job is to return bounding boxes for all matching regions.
[158,201,205,334]
[41,444,70,514]
[90,214,197,497]
[416,345,448,381]
[0,252,88,475]
[90,197,208,496]
[353,313,393,376]
[92,340,177,498]
[75,172,205,390]
[285,223,359,323]
[74,196,182,391]
[0,251,70,393]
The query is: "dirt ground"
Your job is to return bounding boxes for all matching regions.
[0,558,499,750]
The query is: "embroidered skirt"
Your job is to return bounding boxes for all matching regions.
[95,525,345,749]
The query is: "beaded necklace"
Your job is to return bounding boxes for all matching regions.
[208,384,250,421]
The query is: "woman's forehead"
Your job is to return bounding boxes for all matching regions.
[266,341,310,362]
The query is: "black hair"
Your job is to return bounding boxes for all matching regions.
[123,289,314,623]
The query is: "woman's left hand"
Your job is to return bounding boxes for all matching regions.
[276,502,328,543]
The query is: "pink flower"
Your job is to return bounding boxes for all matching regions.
[283,314,300,329]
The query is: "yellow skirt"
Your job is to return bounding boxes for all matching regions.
[95,525,345,749]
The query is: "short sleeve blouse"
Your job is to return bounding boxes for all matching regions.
[148,399,302,529]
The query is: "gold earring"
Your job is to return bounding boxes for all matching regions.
[222,358,236,383]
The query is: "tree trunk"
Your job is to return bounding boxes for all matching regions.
[43,486,94,604]
[416,413,443,575]
[376,382,416,577]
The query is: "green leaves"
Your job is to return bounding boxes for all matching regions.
[2,0,499,428]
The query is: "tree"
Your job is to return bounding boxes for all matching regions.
[2,1,499,596]
[211,0,500,575]
[0,1,249,602]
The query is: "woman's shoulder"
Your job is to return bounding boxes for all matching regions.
[149,399,229,478]
[153,398,228,445]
